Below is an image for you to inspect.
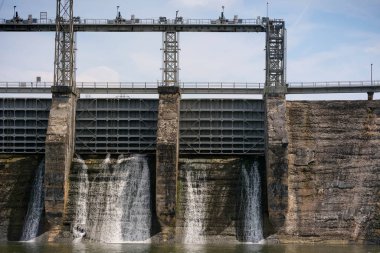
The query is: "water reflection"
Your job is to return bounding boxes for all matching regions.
[1,242,380,253]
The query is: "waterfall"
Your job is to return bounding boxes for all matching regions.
[241,161,263,243]
[86,154,151,243]
[20,159,45,241]
[72,156,89,242]
[183,168,207,244]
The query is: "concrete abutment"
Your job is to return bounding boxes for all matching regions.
[44,88,78,237]
[264,94,289,232]
[155,86,181,240]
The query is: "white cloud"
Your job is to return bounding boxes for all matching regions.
[180,33,265,82]
[77,66,120,82]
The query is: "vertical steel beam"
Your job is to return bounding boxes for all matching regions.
[265,19,286,94]
[161,31,179,87]
[54,0,76,89]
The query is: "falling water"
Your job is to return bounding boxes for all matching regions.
[241,161,263,243]
[86,154,151,243]
[183,168,207,244]
[20,159,45,241]
[72,156,89,242]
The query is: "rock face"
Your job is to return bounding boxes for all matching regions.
[283,100,380,243]
[265,95,289,232]
[0,155,42,241]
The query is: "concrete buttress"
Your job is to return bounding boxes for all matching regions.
[156,86,180,240]
[44,88,77,234]
[265,94,289,232]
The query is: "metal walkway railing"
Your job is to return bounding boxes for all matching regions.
[0,81,378,95]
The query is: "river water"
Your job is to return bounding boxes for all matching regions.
[1,243,379,253]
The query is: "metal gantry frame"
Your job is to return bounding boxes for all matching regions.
[54,0,76,88]
[265,19,286,93]
[161,31,180,86]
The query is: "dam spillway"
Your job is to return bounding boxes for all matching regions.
[0,98,379,244]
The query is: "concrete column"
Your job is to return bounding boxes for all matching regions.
[156,86,180,240]
[265,94,288,232]
[44,87,78,232]
[368,91,374,101]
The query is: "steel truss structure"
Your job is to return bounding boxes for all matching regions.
[54,0,76,88]
[265,19,286,93]
[162,32,180,86]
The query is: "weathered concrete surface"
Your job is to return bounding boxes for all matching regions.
[0,155,42,241]
[278,100,380,244]
[44,93,77,236]
[265,95,289,232]
[176,158,241,243]
[156,87,180,240]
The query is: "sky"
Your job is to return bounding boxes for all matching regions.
[0,0,379,99]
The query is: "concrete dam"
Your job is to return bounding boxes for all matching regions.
[1,0,380,245]
[0,91,379,244]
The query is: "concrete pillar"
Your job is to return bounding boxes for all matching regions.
[156,86,180,240]
[44,86,78,232]
[265,94,288,232]
[368,91,374,101]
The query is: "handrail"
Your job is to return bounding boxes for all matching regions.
[0,17,263,26]
[0,80,378,90]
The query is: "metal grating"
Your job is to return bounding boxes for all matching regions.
[180,99,265,155]
[0,98,50,153]
[75,99,158,154]
[0,98,265,155]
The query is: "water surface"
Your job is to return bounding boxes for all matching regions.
[1,243,379,253]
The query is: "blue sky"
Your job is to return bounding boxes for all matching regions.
[0,0,379,99]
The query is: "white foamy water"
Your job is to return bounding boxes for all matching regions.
[183,168,207,244]
[241,161,263,242]
[20,159,45,241]
[85,154,151,243]
[72,156,89,242]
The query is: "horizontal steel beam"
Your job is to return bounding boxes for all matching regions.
[0,22,266,33]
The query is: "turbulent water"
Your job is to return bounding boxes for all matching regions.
[82,154,152,243]
[240,161,263,242]
[72,157,89,242]
[3,243,379,253]
[20,159,45,241]
[183,168,208,244]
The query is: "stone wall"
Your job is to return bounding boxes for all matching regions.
[282,100,380,244]
[0,155,42,241]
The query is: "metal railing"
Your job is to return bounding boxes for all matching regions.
[0,81,265,90]
[0,17,262,26]
[0,80,378,89]
[287,80,379,88]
